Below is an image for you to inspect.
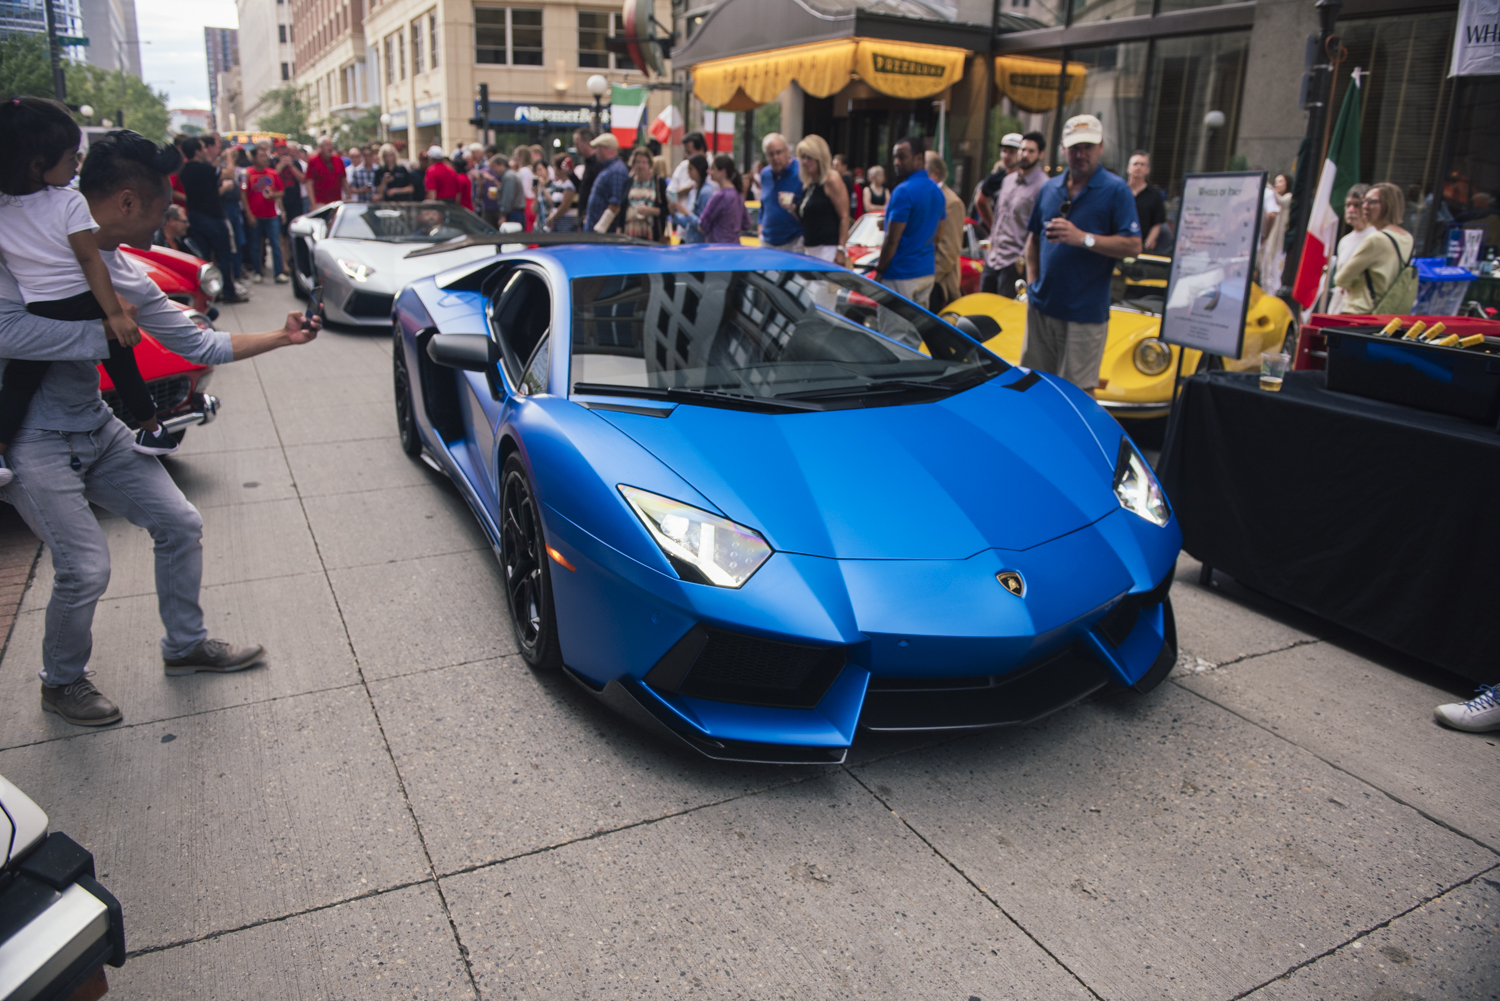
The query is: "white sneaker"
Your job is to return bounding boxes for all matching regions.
[274,273,290,284]
[1434,685,1500,732]
[132,425,180,456]
[252,272,265,284]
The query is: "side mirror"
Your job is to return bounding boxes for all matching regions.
[288,217,326,240]
[427,333,501,372]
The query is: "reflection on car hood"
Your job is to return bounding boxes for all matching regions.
[320,238,497,289]
[596,375,1118,559]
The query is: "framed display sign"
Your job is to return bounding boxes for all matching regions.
[1159,171,1266,359]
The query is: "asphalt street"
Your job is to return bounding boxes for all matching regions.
[1,278,1496,1000]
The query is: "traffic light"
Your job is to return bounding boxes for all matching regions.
[469,83,490,146]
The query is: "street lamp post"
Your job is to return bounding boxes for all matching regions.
[587,74,608,134]
[1279,0,1343,300]
[380,112,392,143]
[42,0,66,101]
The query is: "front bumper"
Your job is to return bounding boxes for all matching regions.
[1097,398,1171,419]
[160,393,220,434]
[544,503,1180,763]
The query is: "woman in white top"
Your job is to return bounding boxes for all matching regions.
[1258,173,1292,291]
[1326,183,1372,313]
[1334,182,1415,314]
[543,152,578,232]
[513,146,537,230]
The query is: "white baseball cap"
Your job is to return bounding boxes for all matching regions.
[427,145,446,159]
[1061,114,1103,147]
[1000,133,1023,149]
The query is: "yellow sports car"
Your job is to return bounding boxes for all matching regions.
[939,255,1294,418]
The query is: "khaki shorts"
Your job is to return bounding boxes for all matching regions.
[1022,306,1108,390]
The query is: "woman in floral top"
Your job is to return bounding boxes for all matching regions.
[623,147,667,242]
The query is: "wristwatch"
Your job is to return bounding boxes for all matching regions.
[1084,233,1096,249]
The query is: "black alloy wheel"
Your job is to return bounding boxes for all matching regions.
[290,241,308,298]
[393,335,422,457]
[499,454,562,670]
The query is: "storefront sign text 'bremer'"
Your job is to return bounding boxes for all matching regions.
[870,53,947,78]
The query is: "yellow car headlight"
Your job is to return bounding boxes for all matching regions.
[1133,338,1172,376]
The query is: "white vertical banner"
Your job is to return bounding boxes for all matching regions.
[1451,0,1500,76]
[703,110,736,153]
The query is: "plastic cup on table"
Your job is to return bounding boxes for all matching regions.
[1260,351,1290,392]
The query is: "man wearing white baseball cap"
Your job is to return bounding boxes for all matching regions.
[1022,114,1141,394]
[973,133,1023,231]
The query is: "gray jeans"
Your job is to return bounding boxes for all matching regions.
[4,418,206,685]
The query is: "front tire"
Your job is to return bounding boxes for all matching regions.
[499,454,562,670]
[393,335,422,457]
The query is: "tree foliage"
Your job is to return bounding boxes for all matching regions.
[254,85,315,143]
[328,103,384,147]
[0,35,171,141]
[0,34,56,98]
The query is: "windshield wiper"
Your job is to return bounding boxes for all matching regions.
[773,378,960,401]
[571,382,820,413]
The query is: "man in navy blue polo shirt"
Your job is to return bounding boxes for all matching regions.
[871,136,946,346]
[758,133,803,252]
[1023,115,1141,394]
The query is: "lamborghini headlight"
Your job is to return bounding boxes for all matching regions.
[1113,437,1170,526]
[197,263,223,298]
[336,258,375,282]
[1133,337,1172,376]
[619,485,772,588]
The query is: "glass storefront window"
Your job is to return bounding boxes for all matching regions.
[1000,0,1067,30]
[1156,0,1244,14]
[1070,0,1152,27]
[1056,42,1150,175]
[1142,31,1250,202]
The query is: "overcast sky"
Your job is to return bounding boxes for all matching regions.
[134,0,239,111]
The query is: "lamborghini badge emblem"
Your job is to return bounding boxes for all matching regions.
[997,571,1025,597]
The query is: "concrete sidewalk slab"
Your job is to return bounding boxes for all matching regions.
[1178,642,1500,852]
[112,883,475,1001]
[20,496,323,610]
[269,399,402,448]
[0,685,428,952]
[0,571,358,748]
[1242,872,1500,1000]
[303,481,489,570]
[1172,553,1325,667]
[330,548,515,681]
[440,771,1094,1000]
[284,436,440,499]
[168,405,282,455]
[159,447,299,510]
[850,683,1498,1001]
[370,657,827,874]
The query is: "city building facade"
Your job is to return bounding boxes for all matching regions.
[363,0,672,155]
[204,25,240,130]
[290,0,372,133]
[237,0,298,129]
[77,0,141,75]
[0,0,86,62]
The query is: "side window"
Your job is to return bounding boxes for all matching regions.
[521,337,549,396]
[492,270,551,388]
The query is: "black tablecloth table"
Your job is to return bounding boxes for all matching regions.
[1159,370,1500,682]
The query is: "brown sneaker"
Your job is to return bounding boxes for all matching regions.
[163,638,266,676]
[41,674,122,726]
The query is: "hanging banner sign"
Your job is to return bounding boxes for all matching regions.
[1159,172,1265,360]
[1450,0,1500,76]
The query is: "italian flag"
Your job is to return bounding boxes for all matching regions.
[610,84,647,147]
[1291,72,1362,308]
[648,105,684,145]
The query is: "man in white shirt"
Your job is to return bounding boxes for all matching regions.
[0,131,320,727]
[667,132,711,205]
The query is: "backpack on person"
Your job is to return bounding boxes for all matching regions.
[1365,231,1418,315]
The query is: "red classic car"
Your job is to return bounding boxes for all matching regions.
[103,244,224,442]
[845,211,983,297]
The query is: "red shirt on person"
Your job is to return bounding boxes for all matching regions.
[424,159,460,202]
[305,153,347,204]
[455,170,473,211]
[243,166,284,219]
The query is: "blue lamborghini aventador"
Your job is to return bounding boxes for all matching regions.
[391,236,1182,764]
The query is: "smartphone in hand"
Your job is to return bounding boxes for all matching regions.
[303,284,324,332]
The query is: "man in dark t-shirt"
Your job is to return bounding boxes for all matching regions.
[177,137,242,301]
[1127,150,1168,252]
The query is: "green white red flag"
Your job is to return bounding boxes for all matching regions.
[610,84,647,147]
[648,105,684,145]
[1291,72,1362,307]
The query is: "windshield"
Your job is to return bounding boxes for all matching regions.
[1112,254,1174,314]
[330,203,495,243]
[569,269,1006,411]
[847,213,885,248]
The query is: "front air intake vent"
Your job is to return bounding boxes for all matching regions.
[644,625,846,710]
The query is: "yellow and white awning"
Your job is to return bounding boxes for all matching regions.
[693,38,968,111]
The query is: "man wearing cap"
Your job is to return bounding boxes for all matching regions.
[1023,115,1141,394]
[983,131,1047,299]
[975,133,1022,231]
[585,133,628,233]
[423,145,461,203]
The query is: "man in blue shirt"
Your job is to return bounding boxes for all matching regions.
[757,133,803,252]
[1023,115,1141,393]
[872,136,946,346]
[585,133,628,233]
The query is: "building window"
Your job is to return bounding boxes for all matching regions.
[578,10,637,71]
[384,35,394,84]
[430,11,439,68]
[411,18,423,73]
[398,30,406,79]
[281,61,290,80]
[475,7,543,66]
